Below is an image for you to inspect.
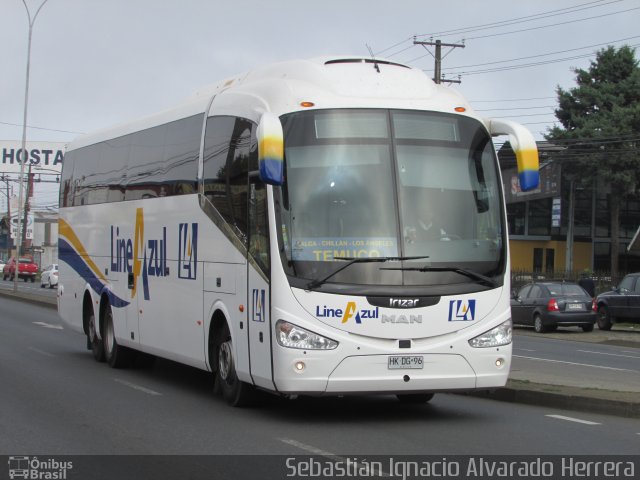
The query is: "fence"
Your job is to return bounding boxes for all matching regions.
[510,269,628,297]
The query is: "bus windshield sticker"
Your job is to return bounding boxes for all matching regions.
[291,237,397,261]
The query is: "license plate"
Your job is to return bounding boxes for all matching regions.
[567,303,586,311]
[388,355,423,369]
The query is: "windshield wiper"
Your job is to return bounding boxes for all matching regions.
[380,266,497,288]
[305,256,429,290]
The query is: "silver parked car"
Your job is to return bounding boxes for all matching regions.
[40,264,59,289]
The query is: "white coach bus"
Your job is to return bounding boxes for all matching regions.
[58,56,539,406]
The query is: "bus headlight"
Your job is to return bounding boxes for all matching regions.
[276,320,338,350]
[468,319,512,348]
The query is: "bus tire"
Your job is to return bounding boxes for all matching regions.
[103,303,134,368]
[396,393,435,404]
[214,322,254,407]
[88,312,105,362]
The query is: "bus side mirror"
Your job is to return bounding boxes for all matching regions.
[488,119,540,192]
[257,113,284,186]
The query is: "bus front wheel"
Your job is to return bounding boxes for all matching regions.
[214,323,254,407]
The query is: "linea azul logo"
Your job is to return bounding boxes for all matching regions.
[178,222,198,280]
[448,299,476,321]
[110,208,167,300]
[111,209,199,299]
[252,289,266,322]
[8,456,73,479]
[315,302,379,324]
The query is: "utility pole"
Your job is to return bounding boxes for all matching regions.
[413,38,465,84]
[1,176,11,259]
[565,179,575,274]
[14,0,50,292]
[21,163,34,251]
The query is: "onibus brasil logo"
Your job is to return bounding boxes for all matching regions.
[8,456,73,479]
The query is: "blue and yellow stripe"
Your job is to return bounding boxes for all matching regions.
[58,218,130,308]
[257,113,284,185]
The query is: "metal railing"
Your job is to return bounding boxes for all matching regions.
[510,269,628,296]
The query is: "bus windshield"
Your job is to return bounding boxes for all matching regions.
[275,109,505,294]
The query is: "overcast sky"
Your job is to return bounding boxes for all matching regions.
[2,0,639,144]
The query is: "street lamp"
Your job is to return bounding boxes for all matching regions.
[14,0,49,292]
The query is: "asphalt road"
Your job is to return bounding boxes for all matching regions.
[1,297,639,457]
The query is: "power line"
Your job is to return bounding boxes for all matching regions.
[465,6,640,41]
[443,35,640,72]
[375,0,622,57]
[379,5,639,71]
[450,43,640,76]
[415,0,621,38]
[471,96,557,103]
[476,105,556,111]
[493,113,558,118]
[0,120,83,135]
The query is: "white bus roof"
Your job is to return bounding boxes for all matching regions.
[68,56,475,151]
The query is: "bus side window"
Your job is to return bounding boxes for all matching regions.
[202,116,254,245]
[203,116,236,222]
[125,115,200,201]
[249,179,269,275]
[158,115,200,196]
[60,149,76,207]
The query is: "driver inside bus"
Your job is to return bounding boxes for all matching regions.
[404,203,449,243]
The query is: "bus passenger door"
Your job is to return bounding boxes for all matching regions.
[126,271,140,346]
[247,177,274,390]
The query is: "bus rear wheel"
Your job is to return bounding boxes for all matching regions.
[214,323,254,407]
[103,303,134,368]
[88,312,105,362]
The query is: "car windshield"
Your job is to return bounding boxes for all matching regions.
[547,284,587,296]
[18,258,32,264]
[274,109,506,294]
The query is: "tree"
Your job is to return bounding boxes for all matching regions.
[546,45,640,278]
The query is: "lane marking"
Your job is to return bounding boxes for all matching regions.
[546,414,601,425]
[577,349,640,360]
[28,346,55,357]
[515,348,536,352]
[513,355,635,372]
[32,321,64,330]
[277,438,390,477]
[278,438,337,457]
[113,378,162,396]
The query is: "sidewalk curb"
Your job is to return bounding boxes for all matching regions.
[471,383,640,419]
[0,289,57,309]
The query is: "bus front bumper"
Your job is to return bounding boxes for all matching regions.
[273,350,511,395]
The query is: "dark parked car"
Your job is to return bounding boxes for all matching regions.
[594,272,640,330]
[511,281,596,333]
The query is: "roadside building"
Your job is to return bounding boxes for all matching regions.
[0,140,63,267]
[499,141,640,275]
